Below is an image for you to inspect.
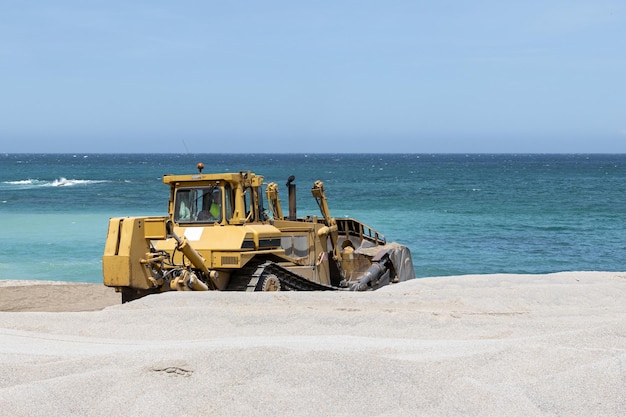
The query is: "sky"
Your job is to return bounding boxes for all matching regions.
[2,0,626,153]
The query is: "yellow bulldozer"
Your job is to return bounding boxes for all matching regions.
[103,163,415,302]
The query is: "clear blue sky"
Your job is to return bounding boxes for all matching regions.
[2,1,625,153]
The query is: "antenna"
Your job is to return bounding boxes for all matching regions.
[182,139,191,154]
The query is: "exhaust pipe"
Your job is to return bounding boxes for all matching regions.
[286,175,296,220]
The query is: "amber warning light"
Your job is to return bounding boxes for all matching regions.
[197,163,204,173]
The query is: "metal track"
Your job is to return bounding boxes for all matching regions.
[227,261,342,292]
[225,263,267,291]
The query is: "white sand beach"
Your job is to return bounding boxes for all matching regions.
[1,271,625,416]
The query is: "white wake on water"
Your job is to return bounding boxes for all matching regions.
[3,178,110,187]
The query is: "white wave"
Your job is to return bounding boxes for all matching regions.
[3,178,110,188]
[47,178,109,187]
[50,177,73,187]
[4,179,37,185]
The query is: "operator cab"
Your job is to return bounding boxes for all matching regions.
[174,186,231,224]
[173,183,266,225]
[167,166,268,226]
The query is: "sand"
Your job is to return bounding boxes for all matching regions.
[1,272,625,416]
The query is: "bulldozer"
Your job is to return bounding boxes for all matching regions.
[103,163,415,302]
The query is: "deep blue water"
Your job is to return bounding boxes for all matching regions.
[1,153,625,283]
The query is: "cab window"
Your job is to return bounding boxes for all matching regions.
[174,187,222,224]
[175,189,192,222]
[223,185,233,222]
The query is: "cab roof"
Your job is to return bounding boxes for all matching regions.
[162,171,264,186]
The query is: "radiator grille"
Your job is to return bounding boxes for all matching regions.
[221,256,239,265]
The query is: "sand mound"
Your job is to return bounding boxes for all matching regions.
[1,272,625,416]
[0,281,120,312]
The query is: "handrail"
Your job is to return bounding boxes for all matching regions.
[335,218,386,245]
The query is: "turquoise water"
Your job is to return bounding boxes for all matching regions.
[1,153,625,283]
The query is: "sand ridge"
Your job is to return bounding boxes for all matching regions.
[1,272,625,416]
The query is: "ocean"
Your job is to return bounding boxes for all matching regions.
[1,153,625,283]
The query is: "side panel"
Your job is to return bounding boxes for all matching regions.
[271,219,334,285]
[102,217,168,289]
